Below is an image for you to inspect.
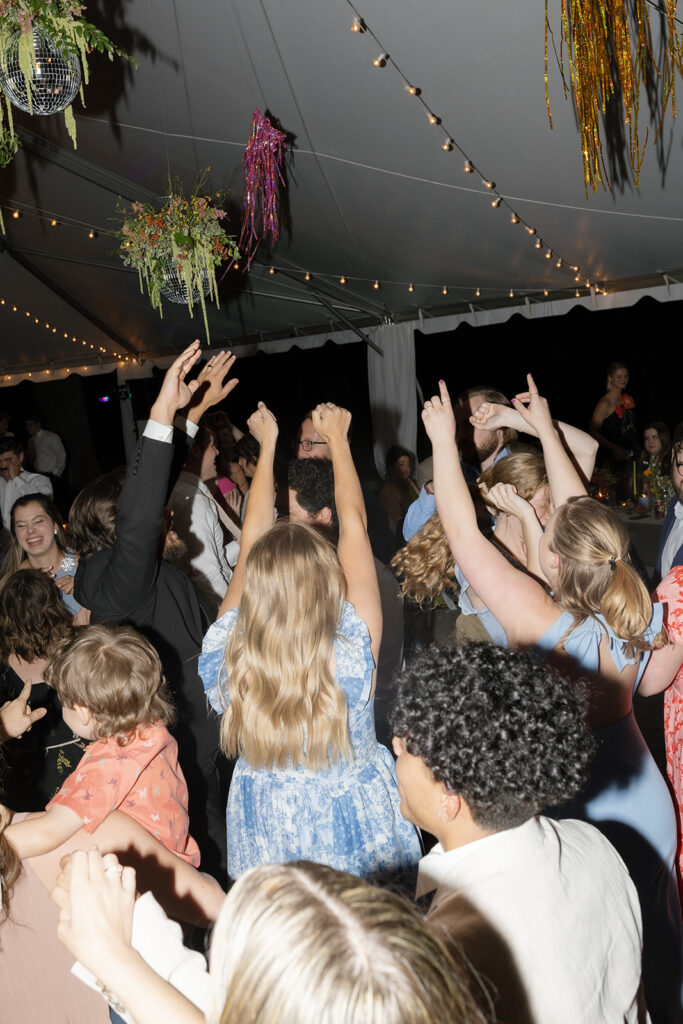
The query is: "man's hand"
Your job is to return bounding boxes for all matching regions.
[311,403,351,444]
[185,351,238,424]
[149,341,203,426]
[469,401,513,433]
[511,374,554,436]
[247,402,278,446]
[0,681,47,742]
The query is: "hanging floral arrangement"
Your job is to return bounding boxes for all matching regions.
[0,1,134,169]
[116,175,240,345]
[545,0,683,195]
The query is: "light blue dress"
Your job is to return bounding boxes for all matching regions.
[454,563,509,647]
[532,607,683,1024]
[199,601,421,880]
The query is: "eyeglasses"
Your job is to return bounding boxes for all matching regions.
[673,446,683,471]
[296,439,327,452]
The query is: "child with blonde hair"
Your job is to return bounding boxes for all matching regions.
[4,623,200,866]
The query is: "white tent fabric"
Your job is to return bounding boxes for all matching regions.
[366,323,417,477]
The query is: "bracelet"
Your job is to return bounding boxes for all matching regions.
[95,978,128,1017]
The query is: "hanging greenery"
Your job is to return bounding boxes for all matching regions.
[116,175,240,345]
[0,1,134,168]
[545,0,683,195]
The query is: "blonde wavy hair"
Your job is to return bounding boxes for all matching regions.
[550,496,666,658]
[208,861,485,1024]
[221,521,352,770]
[45,623,176,745]
[392,450,548,606]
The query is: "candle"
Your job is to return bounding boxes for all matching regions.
[633,461,637,497]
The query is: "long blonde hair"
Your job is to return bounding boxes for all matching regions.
[551,496,666,657]
[221,521,353,770]
[392,449,548,606]
[209,861,485,1024]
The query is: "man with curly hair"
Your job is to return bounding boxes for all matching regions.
[391,642,646,1024]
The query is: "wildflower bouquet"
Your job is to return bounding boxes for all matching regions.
[116,177,239,344]
[0,0,133,167]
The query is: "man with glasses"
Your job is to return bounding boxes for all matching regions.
[655,431,683,584]
[295,412,332,459]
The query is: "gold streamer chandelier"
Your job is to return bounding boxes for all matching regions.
[545,0,683,194]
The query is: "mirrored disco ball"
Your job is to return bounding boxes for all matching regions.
[0,27,81,115]
[160,257,210,305]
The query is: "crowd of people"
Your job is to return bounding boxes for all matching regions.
[1,344,683,1023]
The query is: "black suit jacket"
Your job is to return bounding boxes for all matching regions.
[655,498,683,586]
[74,433,217,753]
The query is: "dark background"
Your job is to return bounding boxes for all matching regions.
[1,294,677,501]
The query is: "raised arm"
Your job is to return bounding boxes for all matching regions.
[509,375,587,509]
[471,396,598,483]
[314,404,382,665]
[479,481,545,582]
[424,382,558,649]
[218,402,278,615]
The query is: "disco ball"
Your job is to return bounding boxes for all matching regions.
[0,26,81,116]
[160,257,210,305]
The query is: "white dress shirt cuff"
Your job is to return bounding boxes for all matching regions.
[143,418,199,443]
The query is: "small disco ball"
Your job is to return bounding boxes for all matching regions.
[0,26,81,116]
[160,257,210,305]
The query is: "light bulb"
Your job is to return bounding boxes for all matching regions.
[491,197,502,208]
[406,85,419,96]
[483,180,495,189]
[408,283,414,293]
[556,258,563,268]
[304,272,311,282]
[441,138,453,152]
[372,54,387,68]
[544,290,549,296]
[442,286,448,295]
[428,113,440,125]
[268,267,276,275]
[373,280,381,290]
[339,276,347,285]
[510,213,519,225]
[12,210,20,219]
[351,18,366,33]
[463,160,473,173]
[509,289,514,298]
[475,287,481,297]
[50,219,58,227]
[534,238,542,249]
[526,226,536,235]
[88,230,96,239]
[545,249,552,259]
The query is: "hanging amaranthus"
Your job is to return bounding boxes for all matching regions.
[238,109,287,269]
[545,0,683,194]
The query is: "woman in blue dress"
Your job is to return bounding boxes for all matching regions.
[199,400,420,881]
[422,374,681,1024]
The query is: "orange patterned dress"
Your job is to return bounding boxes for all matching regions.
[656,564,683,893]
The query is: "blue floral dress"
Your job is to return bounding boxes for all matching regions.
[199,601,421,880]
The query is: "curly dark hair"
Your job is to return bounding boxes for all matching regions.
[0,568,74,662]
[391,642,594,831]
[287,457,337,528]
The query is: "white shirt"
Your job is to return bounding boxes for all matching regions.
[28,428,66,477]
[0,468,53,531]
[169,470,237,617]
[661,501,683,577]
[419,817,646,1024]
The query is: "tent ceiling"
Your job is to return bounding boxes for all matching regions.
[1,0,682,373]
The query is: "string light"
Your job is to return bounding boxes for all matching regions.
[408,283,414,292]
[544,289,549,296]
[405,84,420,96]
[483,180,495,189]
[556,258,563,268]
[510,213,519,224]
[475,288,481,297]
[339,275,347,284]
[11,210,20,219]
[304,272,312,282]
[545,249,552,259]
[0,294,130,364]
[268,266,276,275]
[534,238,543,249]
[441,138,453,152]
[509,289,514,298]
[575,289,580,297]
[526,226,537,235]
[491,197,502,208]
[50,219,59,227]
[88,230,97,239]
[373,280,381,290]
[463,160,473,173]
[350,17,366,33]
[372,53,387,68]
[427,113,441,125]
[442,285,448,295]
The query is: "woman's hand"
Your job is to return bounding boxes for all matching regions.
[72,607,91,627]
[247,402,278,446]
[312,403,351,443]
[150,341,203,426]
[422,380,456,446]
[54,574,74,596]
[0,681,47,742]
[51,849,136,980]
[186,351,238,422]
[469,401,512,432]
[479,481,535,522]
[511,373,554,435]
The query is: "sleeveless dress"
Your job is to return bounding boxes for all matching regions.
[532,607,683,1024]
[199,601,421,880]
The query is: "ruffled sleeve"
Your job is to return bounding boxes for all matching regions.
[657,566,683,644]
[563,606,664,677]
[334,602,376,708]
[199,608,239,713]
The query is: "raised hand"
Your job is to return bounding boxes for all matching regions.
[511,373,554,434]
[187,350,238,421]
[421,380,457,446]
[0,681,47,741]
[479,481,534,522]
[150,340,203,425]
[469,400,513,432]
[311,403,351,443]
[247,402,278,446]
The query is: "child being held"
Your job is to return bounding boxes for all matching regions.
[5,623,200,866]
